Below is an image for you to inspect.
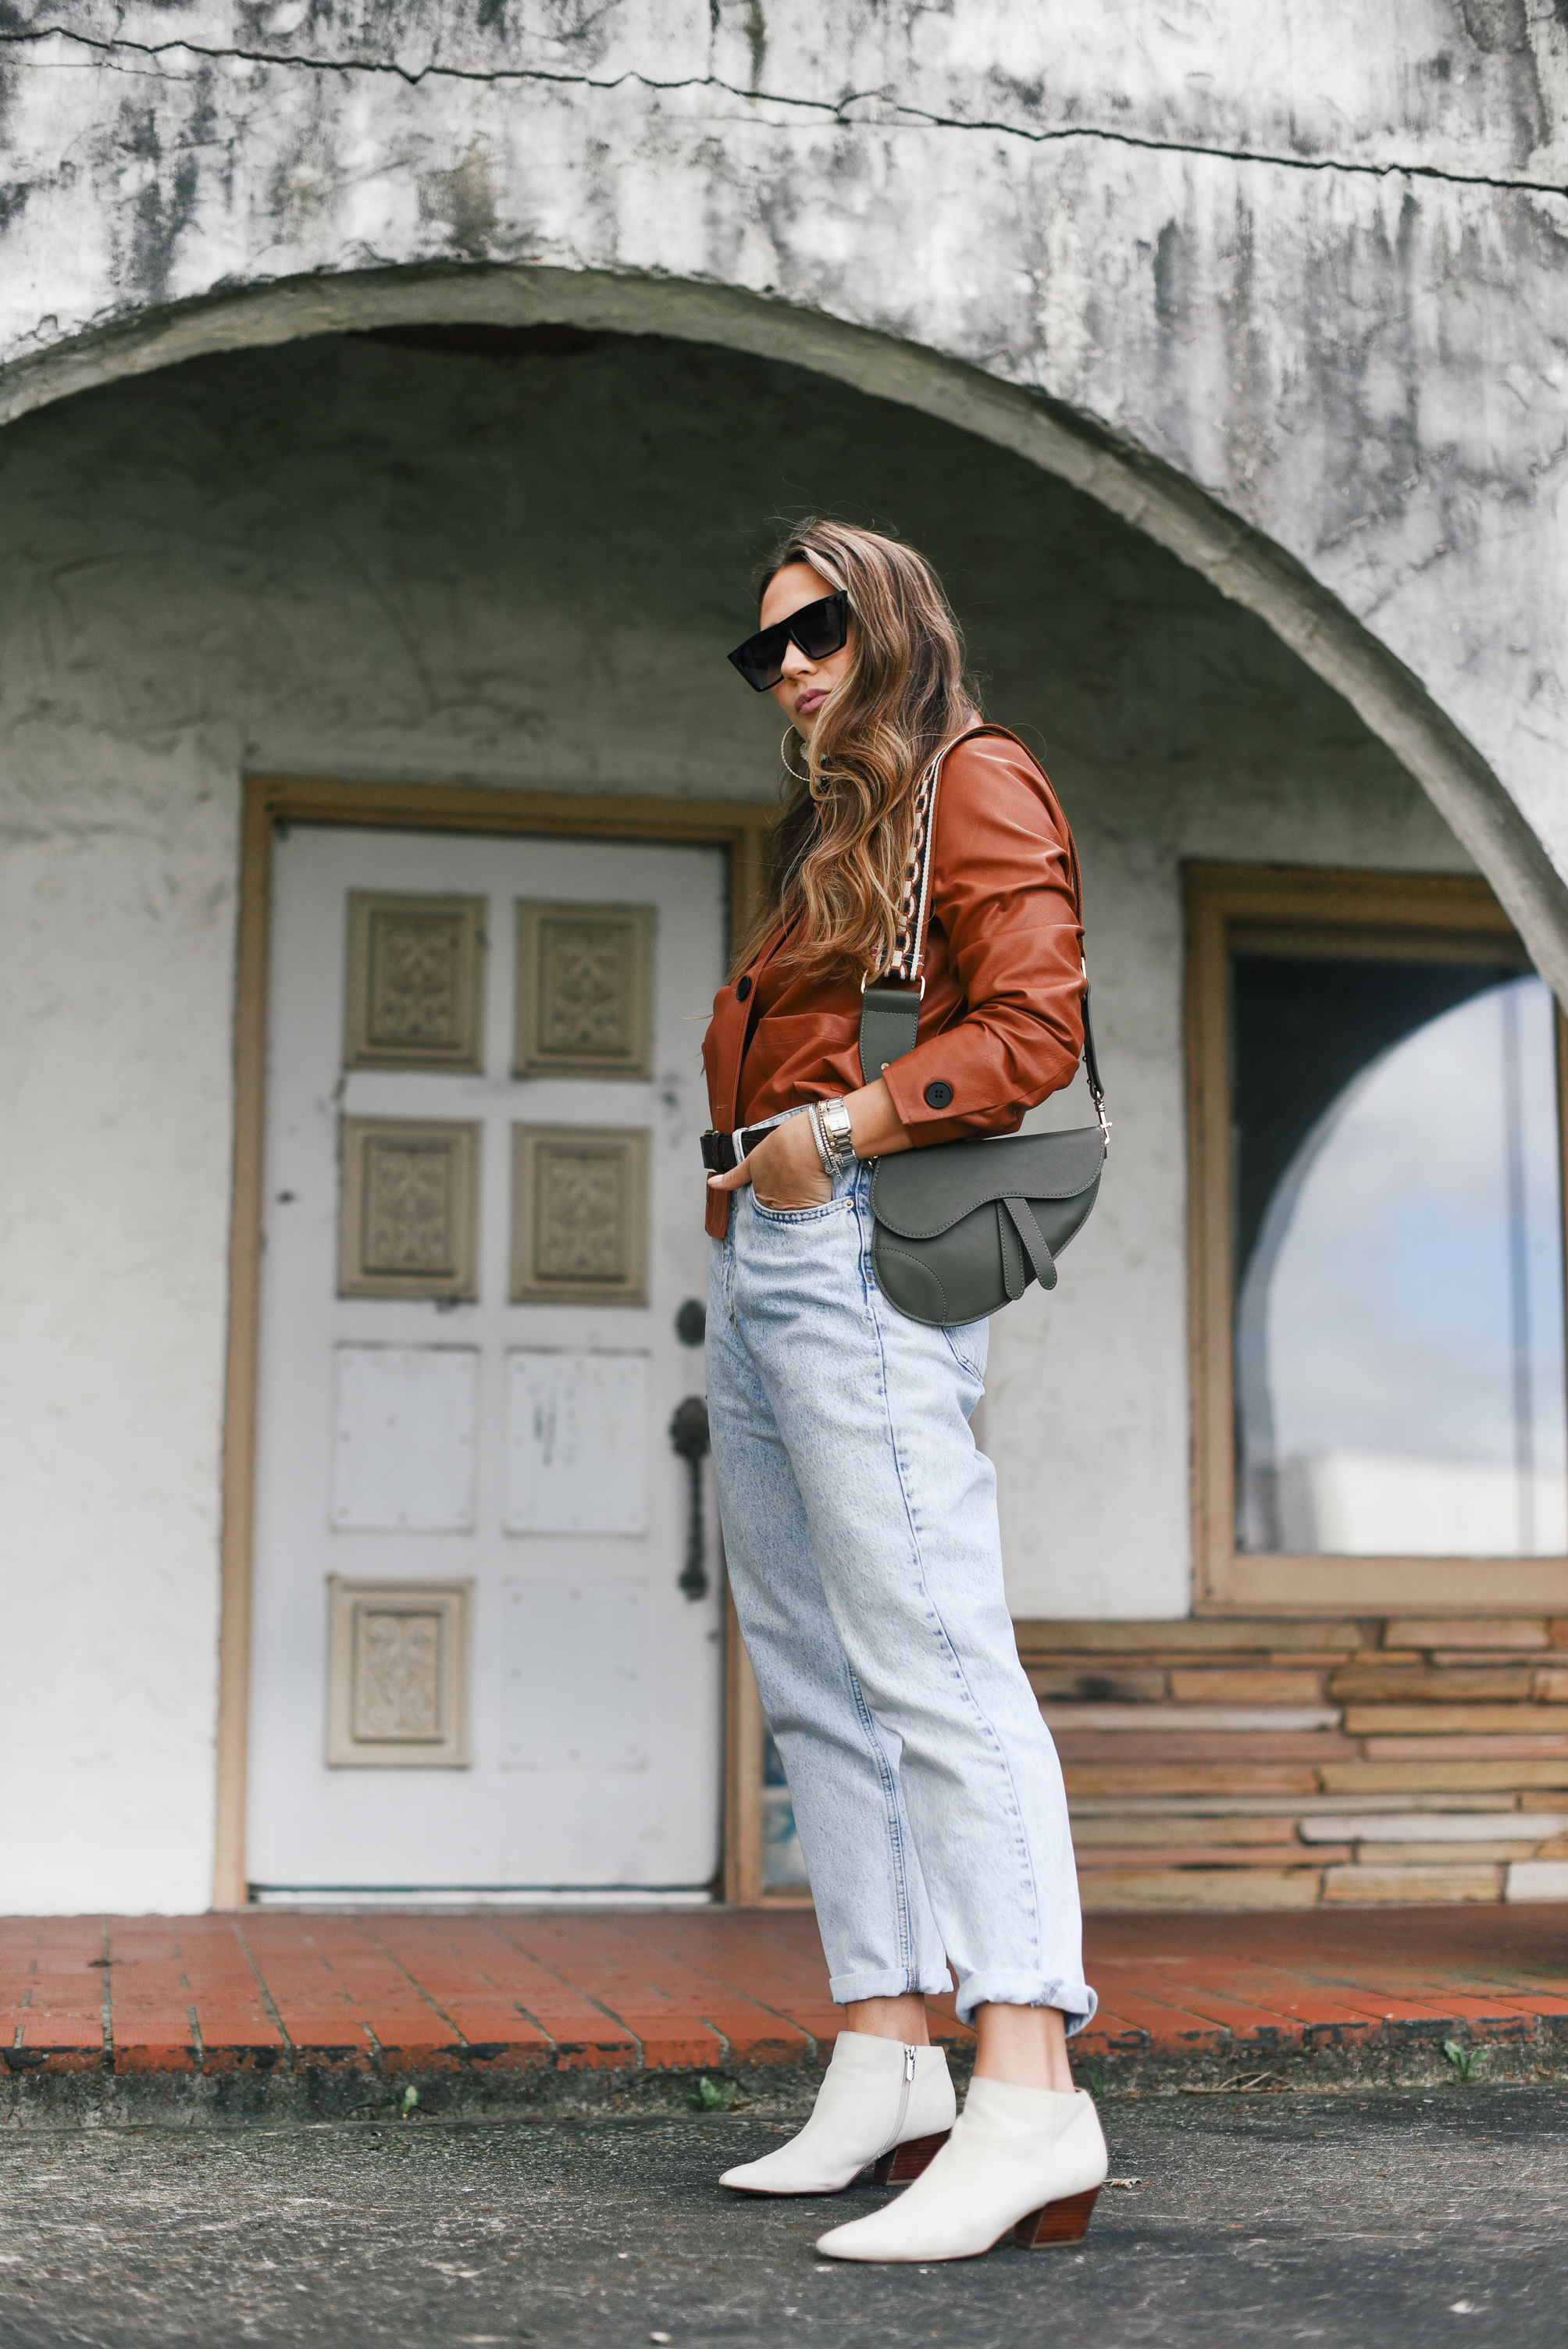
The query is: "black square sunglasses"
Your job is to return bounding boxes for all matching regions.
[727,590,850,692]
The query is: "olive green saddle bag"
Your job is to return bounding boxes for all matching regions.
[860,732,1109,1330]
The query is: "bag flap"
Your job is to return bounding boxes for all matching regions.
[869,1128,1106,1240]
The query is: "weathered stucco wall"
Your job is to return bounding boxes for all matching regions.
[0,1,1563,982]
[0,330,1478,1902]
[0,730,237,1913]
[4,0,1561,1905]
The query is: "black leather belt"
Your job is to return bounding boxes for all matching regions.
[700,1127,772,1174]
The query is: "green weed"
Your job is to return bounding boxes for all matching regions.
[686,2076,749,2112]
[1441,2039,1489,2082]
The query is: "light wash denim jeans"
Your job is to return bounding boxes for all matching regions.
[707,1119,1096,2033]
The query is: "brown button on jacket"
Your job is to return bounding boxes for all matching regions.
[700,726,1085,1239]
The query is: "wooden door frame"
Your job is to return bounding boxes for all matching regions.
[213,774,775,1909]
[1185,859,1568,1616]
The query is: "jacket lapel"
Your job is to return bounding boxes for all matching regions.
[707,918,790,1132]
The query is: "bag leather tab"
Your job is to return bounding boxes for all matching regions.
[1002,1193,1059,1292]
[859,985,921,1084]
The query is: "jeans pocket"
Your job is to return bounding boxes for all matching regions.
[942,1316,990,1379]
[750,1192,850,1226]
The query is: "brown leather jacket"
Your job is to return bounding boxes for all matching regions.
[700,726,1085,1238]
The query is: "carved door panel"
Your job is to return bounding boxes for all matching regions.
[247,824,726,1891]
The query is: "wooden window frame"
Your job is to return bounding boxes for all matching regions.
[215,774,778,1908]
[1186,861,1568,1617]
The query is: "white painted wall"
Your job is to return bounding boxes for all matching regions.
[0,328,1474,1904]
[0,729,238,1912]
[993,733,1471,1623]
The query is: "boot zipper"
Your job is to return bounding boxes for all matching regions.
[876,2044,918,2161]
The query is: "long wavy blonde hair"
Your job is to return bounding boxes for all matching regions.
[734,519,978,983]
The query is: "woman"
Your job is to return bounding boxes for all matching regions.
[700,521,1107,2265]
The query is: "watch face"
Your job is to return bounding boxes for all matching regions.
[821,1100,854,1164]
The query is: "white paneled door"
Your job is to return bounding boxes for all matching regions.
[247,825,728,1890]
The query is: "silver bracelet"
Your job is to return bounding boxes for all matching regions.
[816,1095,857,1171]
[804,1102,838,1178]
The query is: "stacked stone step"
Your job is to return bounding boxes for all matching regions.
[1014,1617,1568,1910]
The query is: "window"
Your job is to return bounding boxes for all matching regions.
[1186,866,1568,1612]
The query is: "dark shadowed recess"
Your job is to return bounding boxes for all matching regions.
[1231,950,1531,1285]
[355,323,602,358]
[319,324,1435,807]
[2,319,1437,830]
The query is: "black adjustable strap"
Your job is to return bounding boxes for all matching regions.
[1082,982,1107,1138]
[858,985,922,1087]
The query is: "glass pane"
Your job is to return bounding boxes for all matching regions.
[761,1728,809,1889]
[1232,955,1566,1556]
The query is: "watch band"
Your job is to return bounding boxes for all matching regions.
[817,1095,856,1171]
[805,1102,838,1178]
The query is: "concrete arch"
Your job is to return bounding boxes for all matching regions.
[8,258,1564,996]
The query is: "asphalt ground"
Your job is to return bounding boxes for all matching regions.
[1,2087,1563,2348]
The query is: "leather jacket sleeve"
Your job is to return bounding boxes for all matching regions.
[876,731,1085,1146]
[700,728,1087,1235]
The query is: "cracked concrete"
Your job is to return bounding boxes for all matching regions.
[4,21,1565,193]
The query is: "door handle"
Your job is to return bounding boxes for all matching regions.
[668,1395,711,1602]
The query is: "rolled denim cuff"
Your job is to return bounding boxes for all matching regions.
[828,1963,954,2005]
[951,1973,1099,2034]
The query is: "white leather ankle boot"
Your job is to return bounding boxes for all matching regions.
[719,2033,956,2196]
[814,2076,1108,2261]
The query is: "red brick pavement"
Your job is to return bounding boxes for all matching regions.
[2,1904,1564,2080]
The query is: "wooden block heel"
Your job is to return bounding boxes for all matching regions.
[871,2130,952,2186]
[1013,2186,1100,2248]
